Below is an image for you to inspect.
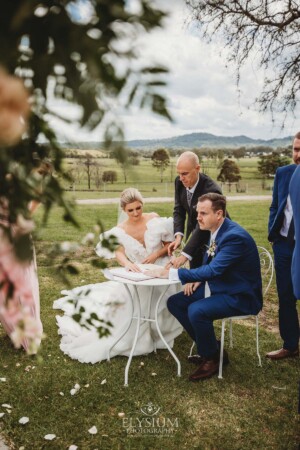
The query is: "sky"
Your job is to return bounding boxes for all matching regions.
[48,0,299,143]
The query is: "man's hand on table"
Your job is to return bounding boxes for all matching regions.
[165,254,188,269]
[145,267,169,279]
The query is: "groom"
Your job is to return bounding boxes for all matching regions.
[147,193,263,380]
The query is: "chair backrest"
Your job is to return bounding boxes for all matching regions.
[257,246,274,297]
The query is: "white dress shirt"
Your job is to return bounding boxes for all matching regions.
[280,194,293,237]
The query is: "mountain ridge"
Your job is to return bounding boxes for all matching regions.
[62,132,292,150]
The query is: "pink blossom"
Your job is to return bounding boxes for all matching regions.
[0,70,30,146]
[0,229,43,353]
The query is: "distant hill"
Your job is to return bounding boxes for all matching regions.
[61,132,292,151]
[124,132,292,150]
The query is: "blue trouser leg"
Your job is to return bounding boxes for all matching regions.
[273,238,299,351]
[168,288,244,358]
[167,286,205,344]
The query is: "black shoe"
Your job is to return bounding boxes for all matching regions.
[188,348,229,366]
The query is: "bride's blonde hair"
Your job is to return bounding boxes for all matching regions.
[120,188,144,210]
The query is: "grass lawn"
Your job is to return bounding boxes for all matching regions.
[0,201,299,450]
[62,155,278,198]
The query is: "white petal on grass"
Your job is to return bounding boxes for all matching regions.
[59,392,64,396]
[151,372,157,376]
[74,383,80,390]
[0,378,6,382]
[100,379,107,385]
[70,389,77,396]
[88,426,98,435]
[1,404,12,409]
[0,413,5,418]
[69,446,78,450]
[118,412,125,418]
[19,417,29,425]
[44,434,56,440]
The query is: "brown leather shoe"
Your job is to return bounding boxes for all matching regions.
[189,358,220,381]
[188,349,229,366]
[266,348,299,360]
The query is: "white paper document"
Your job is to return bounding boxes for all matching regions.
[104,264,158,282]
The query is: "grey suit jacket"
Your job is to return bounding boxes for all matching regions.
[173,173,222,263]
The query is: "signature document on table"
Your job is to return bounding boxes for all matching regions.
[104,264,158,282]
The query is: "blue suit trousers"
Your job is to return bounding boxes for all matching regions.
[272,237,299,351]
[167,285,248,358]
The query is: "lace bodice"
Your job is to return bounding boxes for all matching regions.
[95,217,174,266]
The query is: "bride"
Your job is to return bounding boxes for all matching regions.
[53,188,182,364]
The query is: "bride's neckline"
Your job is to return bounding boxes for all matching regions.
[116,216,157,248]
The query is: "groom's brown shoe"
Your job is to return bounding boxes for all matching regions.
[189,357,220,381]
[188,349,229,366]
[266,348,299,360]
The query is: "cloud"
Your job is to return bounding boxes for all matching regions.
[48,0,299,142]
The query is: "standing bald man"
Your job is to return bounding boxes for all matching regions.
[168,151,223,269]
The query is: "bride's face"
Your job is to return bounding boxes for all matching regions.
[124,201,143,221]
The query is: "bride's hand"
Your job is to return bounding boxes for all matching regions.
[142,252,158,264]
[125,262,142,272]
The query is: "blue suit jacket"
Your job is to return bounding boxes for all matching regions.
[178,218,263,315]
[289,164,300,299]
[268,164,297,241]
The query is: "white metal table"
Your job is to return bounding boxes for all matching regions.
[104,273,181,386]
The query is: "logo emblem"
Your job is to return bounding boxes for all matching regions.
[140,402,161,416]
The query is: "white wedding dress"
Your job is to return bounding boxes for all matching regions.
[53,217,182,364]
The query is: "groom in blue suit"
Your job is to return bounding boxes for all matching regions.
[266,132,300,360]
[148,193,262,380]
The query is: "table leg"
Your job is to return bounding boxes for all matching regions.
[124,285,141,387]
[107,284,134,362]
[155,285,181,377]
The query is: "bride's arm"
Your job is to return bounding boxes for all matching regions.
[115,246,141,272]
[142,241,170,264]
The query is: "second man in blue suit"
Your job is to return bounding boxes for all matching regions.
[267,132,300,360]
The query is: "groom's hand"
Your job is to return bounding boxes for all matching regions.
[145,268,169,279]
[184,282,201,296]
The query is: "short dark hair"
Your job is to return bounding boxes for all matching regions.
[294,132,300,140]
[198,193,226,216]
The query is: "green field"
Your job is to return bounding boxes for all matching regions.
[62,156,277,199]
[0,201,299,449]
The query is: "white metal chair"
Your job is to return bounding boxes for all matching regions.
[189,245,274,379]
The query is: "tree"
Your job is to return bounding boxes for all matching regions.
[186,1,300,117]
[217,159,241,190]
[152,148,170,182]
[102,170,117,184]
[258,152,291,178]
[82,155,94,190]
[233,148,246,160]
[0,1,170,350]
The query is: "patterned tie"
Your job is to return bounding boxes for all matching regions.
[186,190,193,207]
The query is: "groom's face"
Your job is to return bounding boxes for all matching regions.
[197,200,221,232]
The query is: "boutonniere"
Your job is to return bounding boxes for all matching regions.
[206,240,217,258]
